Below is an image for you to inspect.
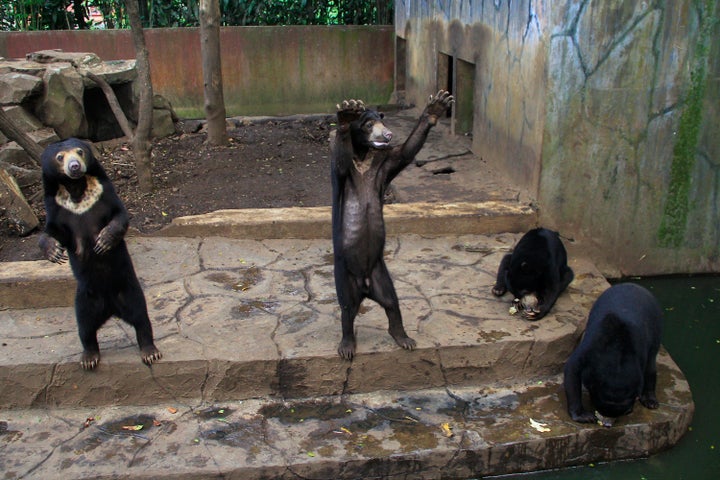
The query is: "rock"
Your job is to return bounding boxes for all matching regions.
[27,128,60,147]
[80,60,137,86]
[151,108,177,138]
[0,72,43,105]
[1,105,43,133]
[0,142,35,169]
[0,168,38,236]
[26,50,102,68]
[35,63,88,138]
[153,94,179,122]
[0,162,41,188]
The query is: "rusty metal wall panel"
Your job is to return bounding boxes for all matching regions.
[0,26,394,118]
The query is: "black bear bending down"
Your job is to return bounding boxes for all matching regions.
[492,227,574,320]
[39,138,162,370]
[564,283,662,426]
[331,91,453,360]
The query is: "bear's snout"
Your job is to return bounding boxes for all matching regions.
[64,156,86,179]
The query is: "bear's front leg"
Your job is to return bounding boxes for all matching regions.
[424,90,454,125]
[94,218,128,254]
[39,233,68,264]
[336,99,366,128]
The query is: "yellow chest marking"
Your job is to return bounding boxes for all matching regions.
[353,151,376,175]
[55,176,104,215]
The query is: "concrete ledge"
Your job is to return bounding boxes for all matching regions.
[0,234,605,409]
[0,361,693,479]
[156,201,537,239]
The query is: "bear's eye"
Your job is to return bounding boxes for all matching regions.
[55,153,64,163]
[76,148,84,157]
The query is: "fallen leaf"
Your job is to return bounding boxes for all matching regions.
[529,418,550,433]
[441,422,453,438]
[122,425,144,431]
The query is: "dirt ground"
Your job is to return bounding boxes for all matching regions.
[0,117,336,262]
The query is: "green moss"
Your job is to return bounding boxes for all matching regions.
[658,0,718,247]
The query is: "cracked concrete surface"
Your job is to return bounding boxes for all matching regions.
[0,361,692,479]
[1,232,601,409]
[0,228,694,478]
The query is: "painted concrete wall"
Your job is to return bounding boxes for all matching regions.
[0,26,394,119]
[396,0,720,275]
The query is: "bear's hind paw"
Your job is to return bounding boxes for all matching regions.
[80,351,100,370]
[141,346,163,366]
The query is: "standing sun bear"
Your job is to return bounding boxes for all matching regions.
[331,90,453,360]
[39,138,162,370]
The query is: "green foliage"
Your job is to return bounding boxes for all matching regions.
[0,0,392,30]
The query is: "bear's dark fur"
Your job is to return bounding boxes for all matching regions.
[39,138,161,370]
[564,283,662,425]
[492,227,574,320]
[331,91,453,359]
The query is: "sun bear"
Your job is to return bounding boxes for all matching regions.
[492,227,574,320]
[331,90,453,360]
[564,283,663,426]
[38,138,161,370]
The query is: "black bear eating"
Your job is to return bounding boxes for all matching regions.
[331,91,453,360]
[564,283,663,426]
[492,227,574,320]
[39,138,162,370]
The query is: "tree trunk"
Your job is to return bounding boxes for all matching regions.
[124,0,154,193]
[200,0,228,146]
[0,107,44,165]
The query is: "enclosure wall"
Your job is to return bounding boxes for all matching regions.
[396,0,720,275]
[0,26,394,118]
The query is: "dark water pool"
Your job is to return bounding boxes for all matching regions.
[498,275,720,480]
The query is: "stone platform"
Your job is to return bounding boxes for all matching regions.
[0,203,694,479]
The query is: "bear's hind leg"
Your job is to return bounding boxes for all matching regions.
[116,286,162,366]
[75,292,105,370]
[334,261,363,360]
[369,260,416,351]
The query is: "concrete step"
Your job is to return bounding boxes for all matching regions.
[0,232,605,409]
[0,365,693,479]
[0,201,535,310]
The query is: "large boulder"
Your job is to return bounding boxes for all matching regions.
[0,73,43,105]
[35,63,88,138]
[26,50,102,68]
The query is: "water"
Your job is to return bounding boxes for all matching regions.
[497,276,720,480]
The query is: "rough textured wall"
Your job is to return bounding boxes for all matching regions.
[396,1,548,195]
[541,0,720,275]
[397,0,719,275]
[0,26,394,118]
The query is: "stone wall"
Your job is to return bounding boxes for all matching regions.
[396,0,720,275]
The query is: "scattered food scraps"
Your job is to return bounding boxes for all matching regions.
[529,418,550,432]
[167,407,178,414]
[83,417,95,428]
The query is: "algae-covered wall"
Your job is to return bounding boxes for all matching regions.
[397,0,720,275]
